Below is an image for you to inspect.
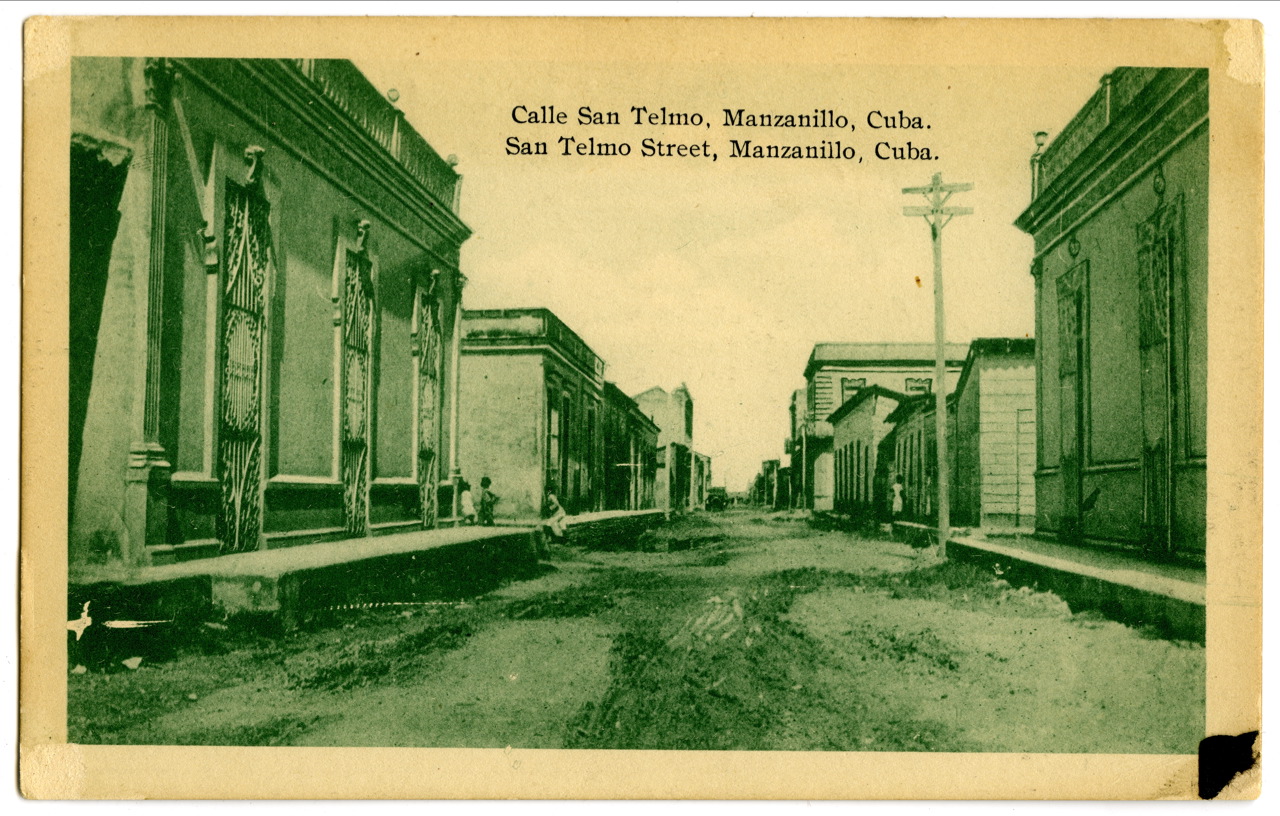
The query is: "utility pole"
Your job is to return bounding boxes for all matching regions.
[902,173,972,557]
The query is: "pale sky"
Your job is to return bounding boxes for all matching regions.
[357,51,1105,493]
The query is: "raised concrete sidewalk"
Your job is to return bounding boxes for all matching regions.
[944,528,1206,642]
[70,525,541,630]
[69,509,670,631]
[562,509,666,550]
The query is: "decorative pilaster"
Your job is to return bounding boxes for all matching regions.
[141,59,174,445]
[124,57,177,564]
[448,271,467,519]
[412,269,443,528]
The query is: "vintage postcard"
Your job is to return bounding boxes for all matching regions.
[21,15,1263,799]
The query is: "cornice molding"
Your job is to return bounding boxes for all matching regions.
[462,342,605,388]
[172,59,470,270]
[1015,69,1206,238]
[253,60,470,241]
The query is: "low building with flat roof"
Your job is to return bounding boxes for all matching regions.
[70,58,468,568]
[603,382,659,511]
[798,342,966,512]
[459,308,605,520]
[951,338,1036,531]
[829,385,908,520]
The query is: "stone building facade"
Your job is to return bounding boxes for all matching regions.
[829,385,907,520]
[70,58,468,569]
[878,393,958,526]
[633,384,700,513]
[797,343,966,512]
[1015,68,1207,557]
[603,382,659,511]
[458,308,605,521]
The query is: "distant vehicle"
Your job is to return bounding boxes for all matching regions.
[706,487,728,511]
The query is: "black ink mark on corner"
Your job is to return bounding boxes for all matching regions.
[1198,731,1258,799]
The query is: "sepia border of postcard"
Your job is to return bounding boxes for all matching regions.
[20,15,1264,800]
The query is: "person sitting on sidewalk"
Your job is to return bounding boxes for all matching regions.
[477,476,500,526]
[543,492,567,543]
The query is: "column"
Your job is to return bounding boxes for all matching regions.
[447,271,466,518]
[122,58,175,565]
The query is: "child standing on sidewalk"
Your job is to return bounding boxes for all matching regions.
[458,479,477,525]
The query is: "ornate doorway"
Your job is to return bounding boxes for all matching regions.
[414,278,443,528]
[1137,196,1183,556]
[340,224,376,538]
[216,173,270,554]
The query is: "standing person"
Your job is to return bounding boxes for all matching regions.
[544,492,567,543]
[891,474,905,519]
[477,476,500,526]
[458,479,476,525]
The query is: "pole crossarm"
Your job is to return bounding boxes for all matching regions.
[902,181,974,195]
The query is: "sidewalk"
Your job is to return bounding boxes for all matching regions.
[68,509,669,631]
[70,525,541,631]
[945,528,1205,642]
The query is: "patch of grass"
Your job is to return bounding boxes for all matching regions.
[638,514,727,553]
[68,603,490,742]
[506,588,617,620]
[807,513,883,536]
[176,714,329,747]
[842,623,961,672]
[563,570,969,752]
[695,547,734,567]
[67,647,283,744]
[565,598,816,749]
[284,612,480,691]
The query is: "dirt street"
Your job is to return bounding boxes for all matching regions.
[68,510,1204,752]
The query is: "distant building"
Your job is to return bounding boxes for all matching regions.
[752,460,780,508]
[775,466,792,510]
[459,308,605,520]
[603,382,659,511]
[750,470,765,506]
[787,388,807,508]
[829,385,908,520]
[70,58,468,568]
[951,339,1036,531]
[798,343,966,512]
[634,384,697,512]
[692,451,713,510]
[1015,68,1207,557]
